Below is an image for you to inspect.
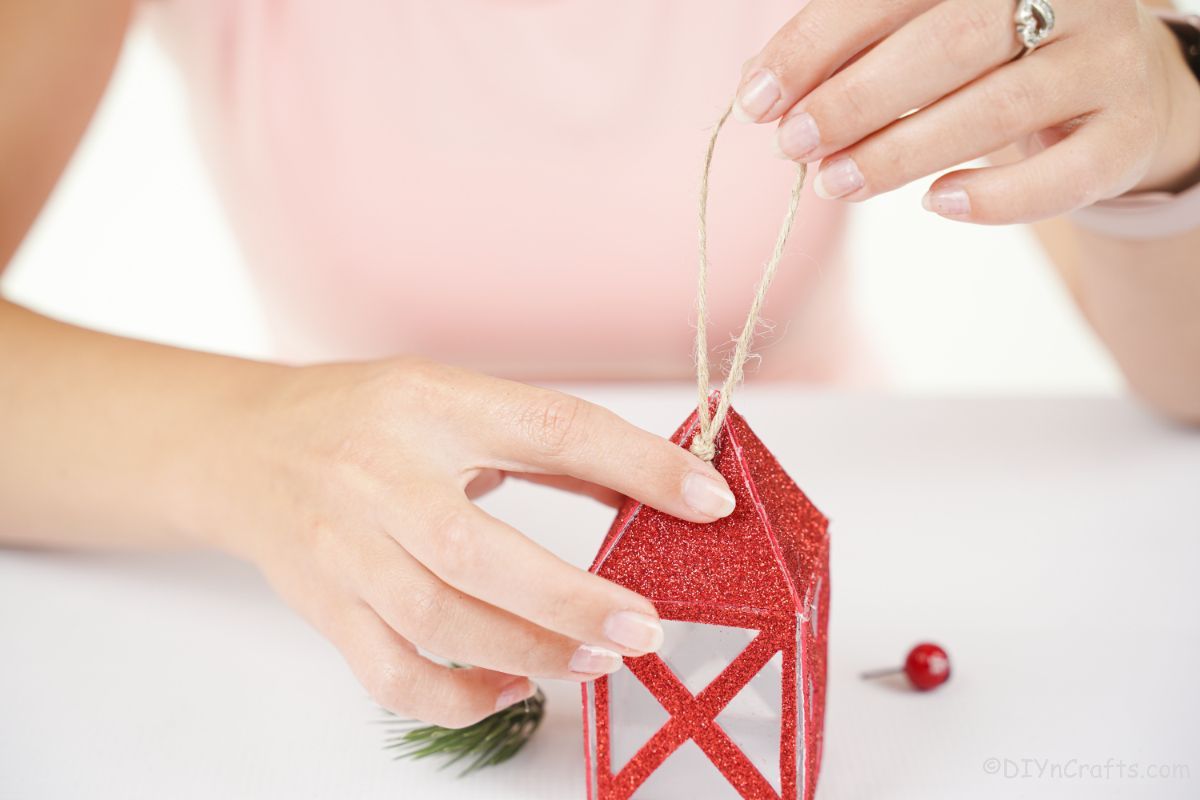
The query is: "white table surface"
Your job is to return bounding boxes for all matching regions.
[2,389,1198,799]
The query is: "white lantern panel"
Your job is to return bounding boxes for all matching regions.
[608,662,671,773]
[657,620,758,695]
[714,650,784,793]
[632,739,744,799]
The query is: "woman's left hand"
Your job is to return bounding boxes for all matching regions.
[736,0,1200,224]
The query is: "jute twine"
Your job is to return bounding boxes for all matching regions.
[689,100,807,462]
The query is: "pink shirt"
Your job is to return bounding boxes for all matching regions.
[152,1,858,381]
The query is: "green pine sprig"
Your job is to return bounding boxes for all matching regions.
[381,687,546,776]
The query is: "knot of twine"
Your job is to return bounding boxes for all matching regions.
[689,100,807,462]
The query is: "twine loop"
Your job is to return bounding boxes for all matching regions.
[689,101,807,462]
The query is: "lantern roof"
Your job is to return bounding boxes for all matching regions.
[590,397,828,614]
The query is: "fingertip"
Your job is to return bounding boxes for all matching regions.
[922,185,972,219]
[568,644,625,678]
[734,68,782,124]
[433,668,531,728]
[771,134,797,161]
[681,470,737,521]
[493,677,537,712]
[603,609,664,655]
[731,100,759,125]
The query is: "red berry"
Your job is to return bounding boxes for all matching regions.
[904,643,951,691]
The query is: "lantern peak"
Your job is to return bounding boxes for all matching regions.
[590,398,827,616]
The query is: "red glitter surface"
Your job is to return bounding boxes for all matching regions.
[582,397,830,800]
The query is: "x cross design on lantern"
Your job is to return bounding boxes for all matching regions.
[607,623,793,800]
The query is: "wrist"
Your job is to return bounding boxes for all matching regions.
[162,358,298,557]
[1135,10,1200,194]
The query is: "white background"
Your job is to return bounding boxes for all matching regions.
[3,390,1198,799]
[10,9,1190,395]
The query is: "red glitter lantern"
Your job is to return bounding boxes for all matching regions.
[582,399,830,800]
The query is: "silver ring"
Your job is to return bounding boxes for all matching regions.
[1015,0,1056,57]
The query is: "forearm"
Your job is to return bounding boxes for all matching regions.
[1035,9,1200,423]
[1043,222,1200,423]
[0,299,286,548]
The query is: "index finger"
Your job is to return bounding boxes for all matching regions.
[734,0,938,124]
[475,385,737,524]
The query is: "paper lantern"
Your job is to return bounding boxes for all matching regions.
[582,400,830,800]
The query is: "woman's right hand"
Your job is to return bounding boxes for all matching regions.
[199,357,737,728]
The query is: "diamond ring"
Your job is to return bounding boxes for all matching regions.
[1015,0,1056,57]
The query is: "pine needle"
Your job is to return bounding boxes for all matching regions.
[381,687,546,776]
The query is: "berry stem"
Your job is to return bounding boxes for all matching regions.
[859,667,905,680]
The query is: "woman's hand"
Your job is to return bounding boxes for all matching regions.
[203,358,736,728]
[736,0,1200,224]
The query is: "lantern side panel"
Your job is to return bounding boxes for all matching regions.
[797,575,830,800]
[584,681,600,800]
[722,408,830,594]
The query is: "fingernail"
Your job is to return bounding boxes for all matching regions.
[776,112,821,160]
[494,678,535,712]
[734,69,781,123]
[814,157,865,199]
[682,472,737,519]
[603,610,664,653]
[922,187,971,217]
[569,644,624,676]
